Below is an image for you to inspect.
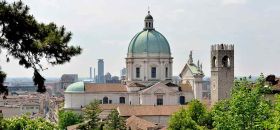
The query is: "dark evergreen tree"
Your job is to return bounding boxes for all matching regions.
[79,100,102,130]
[105,109,126,130]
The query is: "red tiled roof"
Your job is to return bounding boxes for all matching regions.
[118,105,184,116]
[127,82,146,87]
[85,83,127,92]
[126,115,157,130]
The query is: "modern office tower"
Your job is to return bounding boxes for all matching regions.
[97,59,105,83]
[89,67,93,79]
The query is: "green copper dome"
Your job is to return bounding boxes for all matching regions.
[128,29,171,55]
[65,82,84,93]
[128,11,171,55]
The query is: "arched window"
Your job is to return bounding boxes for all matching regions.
[120,97,125,104]
[222,56,230,67]
[103,97,108,104]
[149,22,151,27]
[179,96,185,105]
[165,67,168,78]
[212,56,217,67]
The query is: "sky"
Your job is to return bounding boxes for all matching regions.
[1,0,280,78]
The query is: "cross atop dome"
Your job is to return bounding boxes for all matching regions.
[144,11,154,30]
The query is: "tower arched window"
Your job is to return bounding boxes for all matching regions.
[212,56,217,67]
[222,56,230,67]
[103,97,108,104]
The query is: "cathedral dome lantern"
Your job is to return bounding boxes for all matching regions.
[144,11,154,30]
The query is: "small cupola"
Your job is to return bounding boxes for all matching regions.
[144,11,154,30]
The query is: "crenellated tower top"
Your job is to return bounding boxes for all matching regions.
[211,44,234,51]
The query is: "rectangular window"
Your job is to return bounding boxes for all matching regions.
[165,67,168,78]
[157,95,163,105]
[151,67,156,78]
[109,100,112,104]
[136,67,140,78]
[120,97,125,104]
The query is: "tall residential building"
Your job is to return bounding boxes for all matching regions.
[97,59,105,83]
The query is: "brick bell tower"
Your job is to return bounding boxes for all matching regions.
[210,44,234,105]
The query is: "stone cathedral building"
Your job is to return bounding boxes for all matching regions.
[64,11,234,128]
[64,11,194,109]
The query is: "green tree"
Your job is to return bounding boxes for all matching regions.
[270,94,280,129]
[186,99,208,126]
[212,76,273,130]
[1,115,57,130]
[79,100,102,130]
[0,110,5,130]
[169,100,212,129]
[0,0,81,93]
[58,110,83,130]
[186,99,213,129]
[168,108,201,130]
[104,109,126,130]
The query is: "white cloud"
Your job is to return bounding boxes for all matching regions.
[173,8,185,13]
[221,0,248,5]
[100,40,130,46]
